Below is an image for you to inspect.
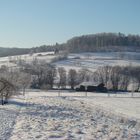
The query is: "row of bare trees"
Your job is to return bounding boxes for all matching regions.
[57,68,92,89]
[22,58,92,90]
[95,65,140,91]
[22,58,140,91]
[0,58,139,105]
[57,65,140,91]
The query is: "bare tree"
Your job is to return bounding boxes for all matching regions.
[78,68,92,83]
[95,66,112,88]
[18,72,31,95]
[110,66,122,91]
[58,67,67,89]
[27,60,57,89]
[45,64,57,89]
[130,66,140,92]
[68,69,78,89]
[0,78,15,105]
[119,66,130,91]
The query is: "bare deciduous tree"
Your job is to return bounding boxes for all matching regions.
[119,67,130,91]
[58,67,67,89]
[18,72,31,95]
[68,69,78,90]
[78,68,92,83]
[130,66,140,92]
[0,78,15,105]
[95,66,112,88]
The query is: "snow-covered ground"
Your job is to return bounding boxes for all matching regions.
[54,52,140,72]
[0,51,56,68]
[0,51,140,72]
[0,96,25,140]
[0,52,140,139]
[23,90,140,120]
[0,90,139,140]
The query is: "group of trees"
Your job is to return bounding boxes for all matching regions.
[1,33,140,57]
[33,33,140,54]
[23,60,57,89]
[58,68,92,90]
[0,47,30,57]
[0,65,31,105]
[66,33,140,53]
[32,33,140,54]
[0,57,140,105]
[22,59,92,90]
[95,65,140,91]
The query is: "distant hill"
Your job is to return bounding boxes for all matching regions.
[65,33,140,53]
[0,47,30,57]
[0,33,140,57]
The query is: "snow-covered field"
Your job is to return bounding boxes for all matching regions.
[54,52,140,72]
[0,51,55,68]
[0,96,24,140]
[0,51,140,72]
[0,90,140,140]
[0,52,140,139]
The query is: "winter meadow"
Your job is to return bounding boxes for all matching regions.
[0,1,140,140]
[0,49,140,140]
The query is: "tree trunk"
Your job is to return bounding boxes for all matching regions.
[1,94,4,105]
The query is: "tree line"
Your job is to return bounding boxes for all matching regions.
[66,33,140,53]
[1,33,140,57]
[95,65,140,92]
[0,59,140,105]
[32,33,140,53]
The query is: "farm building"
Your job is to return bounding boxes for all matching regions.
[76,82,107,92]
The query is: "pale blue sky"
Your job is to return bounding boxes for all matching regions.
[0,0,140,48]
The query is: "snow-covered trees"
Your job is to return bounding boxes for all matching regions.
[95,66,112,87]
[58,67,67,89]
[130,66,140,92]
[68,69,78,90]
[17,72,31,95]
[94,65,140,91]
[78,68,92,83]
[0,78,15,105]
[25,59,57,89]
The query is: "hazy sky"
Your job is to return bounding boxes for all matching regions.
[0,0,140,48]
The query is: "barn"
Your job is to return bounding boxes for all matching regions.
[76,82,107,92]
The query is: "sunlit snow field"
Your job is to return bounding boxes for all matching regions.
[0,52,140,139]
[0,52,140,72]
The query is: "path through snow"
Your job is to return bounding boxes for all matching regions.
[10,94,140,140]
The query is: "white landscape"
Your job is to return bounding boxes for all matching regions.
[0,52,140,140]
[0,90,140,140]
[1,1,140,139]
[0,51,140,72]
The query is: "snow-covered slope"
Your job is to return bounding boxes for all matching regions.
[0,90,140,139]
[0,51,140,72]
[9,90,140,140]
[54,52,140,72]
[0,51,56,68]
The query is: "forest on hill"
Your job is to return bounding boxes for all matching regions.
[0,47,30,57]
[0,33,140,57]
[65,33,140,52]
[32,33,140,53]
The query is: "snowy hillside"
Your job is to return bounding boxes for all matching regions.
[3,90,139,140]
[0,52,140,139]
[0,51,140,72]
[0,51,55,68]
[54,52,140,72]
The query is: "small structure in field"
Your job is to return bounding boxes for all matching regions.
[76,82,107,92]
